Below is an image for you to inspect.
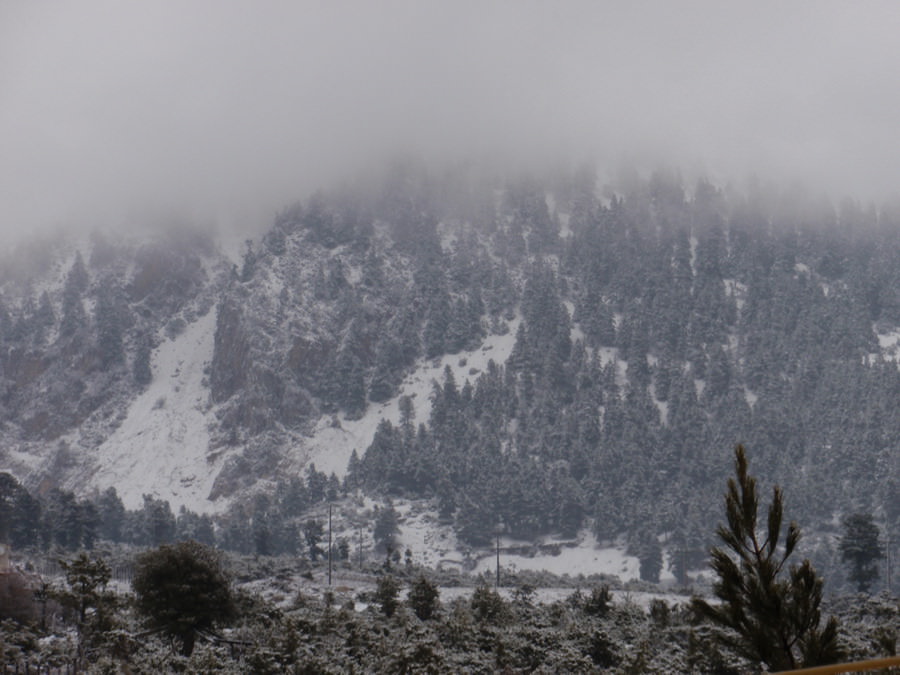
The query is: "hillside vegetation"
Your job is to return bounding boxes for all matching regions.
[0,163,898,588]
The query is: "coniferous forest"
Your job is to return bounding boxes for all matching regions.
[1,446,898,672]
[7,2,900,671]
[2,163,900,671]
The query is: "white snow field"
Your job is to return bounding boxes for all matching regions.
[89,308,224,512]
[876,326,900,361]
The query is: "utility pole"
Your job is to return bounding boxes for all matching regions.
[327,503,333,586]
[494,519,503,589]
[886,527,892,595]
[495,533,501,588]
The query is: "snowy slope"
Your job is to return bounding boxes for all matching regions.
[87,308,225,512]
[77,313,522,514]
[301,318,522,478]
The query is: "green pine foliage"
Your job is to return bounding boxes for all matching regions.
[3,164,900,602]
[132,335,153,386]
[59,252,89,338]
[373,574,401,617]
[57,552,115,638]
[692,445,842,671]
[2,544,898,672]
[407,574,441,620]
[132,541,235,657]
[372,503,401,555]
[839,513,885,593]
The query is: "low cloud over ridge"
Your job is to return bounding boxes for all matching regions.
[3,1,900,243]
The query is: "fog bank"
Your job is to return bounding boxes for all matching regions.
[3,1,900,244]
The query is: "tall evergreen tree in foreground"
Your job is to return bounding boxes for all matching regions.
[693,445,841,672]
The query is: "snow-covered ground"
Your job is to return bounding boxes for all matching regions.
[88,308,225,512]
[268,578,690,613]
[393,500,463,570]
[471,530,640,580]
[434,586,688,610]
[401,508,666,585]
[343,497,693,587]
[876,326,900,362]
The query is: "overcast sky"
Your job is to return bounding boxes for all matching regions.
[3,1,900,243]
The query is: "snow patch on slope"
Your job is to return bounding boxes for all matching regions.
[472,530,641,580]
[89,308,224,513]
[362,498,650,584]
[393,500,463,570]
[876,326,900,362]
[303,318,521,478]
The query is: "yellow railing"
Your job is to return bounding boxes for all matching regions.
[773,655,900,674]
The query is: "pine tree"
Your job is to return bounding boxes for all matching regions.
[373,502,400,554]
[133,335,153,387]
[140,495,176,546]
[58,552,113,628]
[0,473,22,543]
[692,445,841,671]
[306,463,328,503]
[220,504,251,553]
[133,541,235,656]
[42,488,84,550]
[330,319,367,417]
[32,291,55,344]
[637,531,663,583]
[250,493,273,556]
[0,298,10,343]
[344,449,362,492]
[240,240,256,281]
[80,500,99,549]
[303,519,324,561]
[10,489,41,550]
[369,336,403,403]
[94,287,125,369]
[839,513,884,593]
[423,299,450,359]
[60,252,89,337]
[374,574,401,617]
[408,575,440,620]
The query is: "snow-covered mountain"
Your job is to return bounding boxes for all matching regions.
[2,166,899,586]
[0,193,522,513]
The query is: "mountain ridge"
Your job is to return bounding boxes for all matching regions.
[1,166,898,587]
